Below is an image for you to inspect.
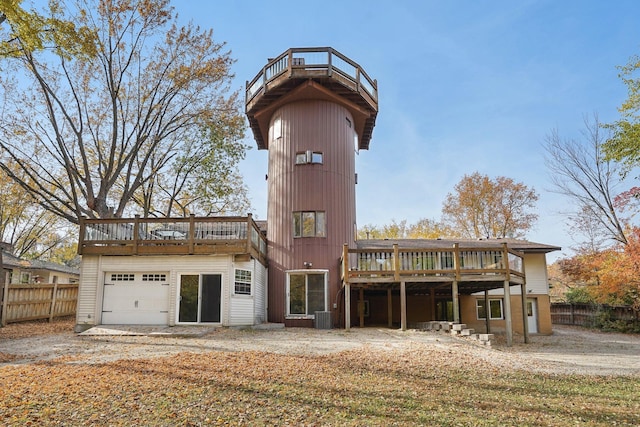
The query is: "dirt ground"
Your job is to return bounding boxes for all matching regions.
[1,319,639,376]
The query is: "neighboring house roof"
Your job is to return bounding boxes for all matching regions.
[1,250,80,275]
[355,238,561,254]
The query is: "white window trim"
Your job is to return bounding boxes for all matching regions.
[295,150,323,165]
[233,268,253,297]
[285,269,328,319]
[175,272,225,325]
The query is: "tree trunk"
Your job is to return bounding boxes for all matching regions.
[0,248,4,328]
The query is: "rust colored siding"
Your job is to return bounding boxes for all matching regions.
[267,100,357,324]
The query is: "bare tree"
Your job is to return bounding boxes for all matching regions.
[544,115,628,245]
[0,0,247,223]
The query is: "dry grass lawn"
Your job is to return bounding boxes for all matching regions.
[1,319,639,426]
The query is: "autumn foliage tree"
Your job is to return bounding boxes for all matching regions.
[441,172,538,239]
[357,218,457,240]
[0,0,248,223]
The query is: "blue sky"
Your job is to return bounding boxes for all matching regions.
[176,1,640,261]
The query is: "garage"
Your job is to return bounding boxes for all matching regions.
[102,272,170,325]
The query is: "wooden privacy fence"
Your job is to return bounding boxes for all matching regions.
[551,303,639,327]
[0,283,78,326]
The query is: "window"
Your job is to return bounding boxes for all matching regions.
[295,152,307,164]
[293,211,326,238]
[234,269,252,295]
[311,152,323,163]
[295,150,323,165]
[110,273,135,281]
[142,273,167,281]
[476,299,504,320]
[20,272,30,284]
[273,117,282,140]
[287,271,327,317]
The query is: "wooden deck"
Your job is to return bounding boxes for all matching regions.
[341,242,525,291]
[78,215,267,266]
[341,242,530,345]
[245,47,378,150]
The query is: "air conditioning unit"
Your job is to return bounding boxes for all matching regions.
[314,311,332,329]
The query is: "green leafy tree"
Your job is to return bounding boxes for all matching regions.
[0,0,248,222]
[442,172,538,239]
[0,0,96,59]
[602,54,640,174]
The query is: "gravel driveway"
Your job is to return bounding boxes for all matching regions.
[1,320,639,376]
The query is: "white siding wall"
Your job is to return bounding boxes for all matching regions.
[486,252,549,296]
[521,253,549,294]
[253,260,267,323]
[76,255,100,328]
[77,254,266,328]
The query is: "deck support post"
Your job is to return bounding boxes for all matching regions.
[521,283,530,344]
[345,284,351,331]
[358,288,365,327]
[503,280,513,347]
[430,287,436,321]
[484,290,491,333]
[452,280,460,323]
[387,288,393,327]
[400,281,407,331]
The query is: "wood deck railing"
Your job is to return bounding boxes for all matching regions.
[246,47,378,108]
[78,214,267,265]
[245,47,379,150]
[341,243,525,285]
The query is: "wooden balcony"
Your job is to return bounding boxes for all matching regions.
[341,242,525,293]
[78,215,267,266]
[246,47,378,150]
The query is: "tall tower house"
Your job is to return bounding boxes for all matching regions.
[246,47,378,326]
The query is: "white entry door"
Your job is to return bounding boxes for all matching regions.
[526,298,538,333]
[102,272,170,325]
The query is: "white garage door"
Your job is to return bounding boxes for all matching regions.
[102,272,170,325]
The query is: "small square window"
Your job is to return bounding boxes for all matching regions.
[311,152,323,164]
[295,152,307,164]
[295,150,323,165]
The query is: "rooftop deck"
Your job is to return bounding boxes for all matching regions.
[245,47,378,150]
[78,215,267,266]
